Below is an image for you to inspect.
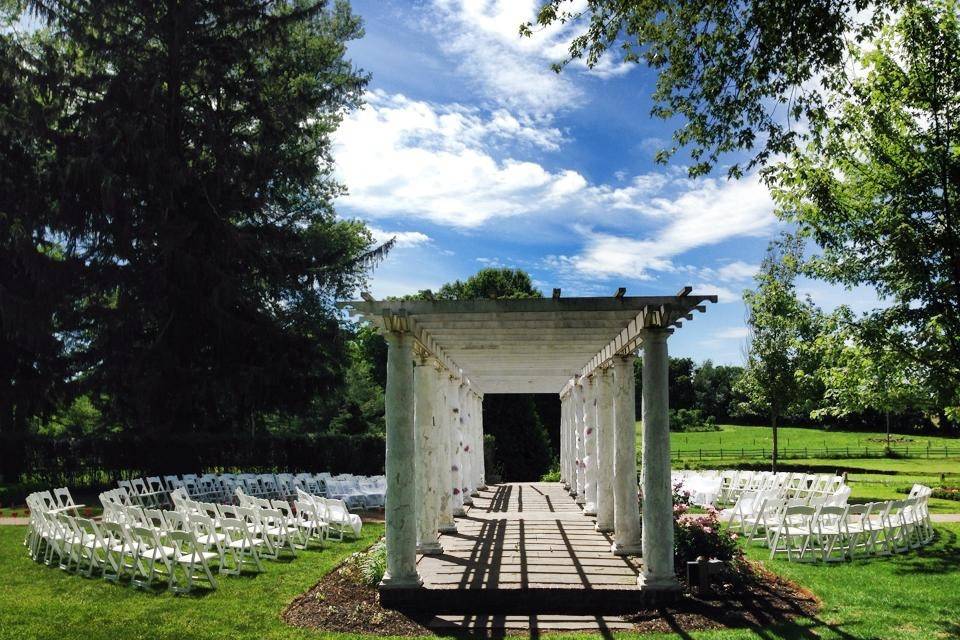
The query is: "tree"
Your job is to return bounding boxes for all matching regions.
[813,308,930,446]
[769,1,960,428]
[3,1,386,443]
[736,235,823,471]
[0,7,87,480]
[692,361,745,422]
[524,0,896,176]
[433,268,542,300]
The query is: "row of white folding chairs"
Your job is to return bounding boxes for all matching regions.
[324,475,386,510]
[293,488,363,539]
[144,472,383,508]
[766,487,935,562]
[722,484,852,540]
[673,470,846,507]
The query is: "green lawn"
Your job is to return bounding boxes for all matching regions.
[1,522,958,639]
[0,524,383,640]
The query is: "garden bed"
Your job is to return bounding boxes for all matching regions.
[282,557,819,636]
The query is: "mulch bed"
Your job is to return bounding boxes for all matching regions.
[283,558,432,636]
[622,561,820,634]
[283,558,819,636]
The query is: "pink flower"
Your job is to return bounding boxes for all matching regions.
[463,445,470,452]
[451,465,459,472]
[586,427,593,435]
[453,488,461,495]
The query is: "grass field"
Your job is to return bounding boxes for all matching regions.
[1,522,958,639]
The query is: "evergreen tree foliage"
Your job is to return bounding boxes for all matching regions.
[0,1,385,452]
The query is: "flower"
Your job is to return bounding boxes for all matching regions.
[453,488,460,495]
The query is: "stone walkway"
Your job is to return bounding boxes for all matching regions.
[380,482,652,631]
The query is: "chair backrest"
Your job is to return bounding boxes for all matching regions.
[163,510,188,532]
[217,503,239,520]
[131,478,149,495]
[783,505,816,527]
[219,517,253,545]
[143,508,166,530]
[53,487,76,510]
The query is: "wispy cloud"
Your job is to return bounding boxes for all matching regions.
[547,173,777,282]
[426,0,633,114]
[368,226,432,249]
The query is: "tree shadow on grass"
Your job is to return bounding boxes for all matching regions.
[889,527,960,576]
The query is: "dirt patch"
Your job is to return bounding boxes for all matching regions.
[283,558,818,636]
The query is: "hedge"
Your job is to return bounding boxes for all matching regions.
[0,432,386,496]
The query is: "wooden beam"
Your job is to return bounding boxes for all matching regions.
[552,288,561,299]
[614,287,626,299]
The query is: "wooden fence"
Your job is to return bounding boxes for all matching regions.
[671,444,960,461]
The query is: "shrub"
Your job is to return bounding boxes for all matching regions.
[669,408,720,433]
[672,482,742,572]
[358,540,387,586]
[540,463,561,482]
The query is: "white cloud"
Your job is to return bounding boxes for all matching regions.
[550,173,777,280]
[714,327,749,340]
[334,90,584,227]
[427,0,633,114]
[368,226,432,249]
[690,282,744,304]
[715,261,760,282]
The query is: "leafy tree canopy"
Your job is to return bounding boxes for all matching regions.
[769,0,960,423]
[525,0,897,177]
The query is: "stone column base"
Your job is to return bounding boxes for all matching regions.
[575,496,586,506]
[453,507,467,517]
[470,490,481,497]
[417,541,443,555]
[584,503,597,516]
[463,496,474,505]
[637,573,682,591]
[477,484,488,491]
[438,522,458,534]
[595,524,614,533]
[611,542,643,556]
[379,573,423,589]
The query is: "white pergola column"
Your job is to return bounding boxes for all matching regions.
[583,375,598,516]
[595,367,615,533]
[476,393,487,489]
[449,376,466,517]
[458,383,473,505]
[574,381,586,504]
[436,367,457,534]
[559,396,568,487]
[414,356,442,555]
[380,331,422,587]
[565,392,576,493]
[611,354,642,556]
[640,329,680,589]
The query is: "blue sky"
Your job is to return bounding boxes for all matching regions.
[333,0,879,365]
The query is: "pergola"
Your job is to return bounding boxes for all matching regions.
[343,288,716,595]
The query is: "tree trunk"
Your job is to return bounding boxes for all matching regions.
[771,412,779,473]
[885,411,891,450]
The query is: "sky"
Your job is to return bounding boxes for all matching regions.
[333,0,880,365]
